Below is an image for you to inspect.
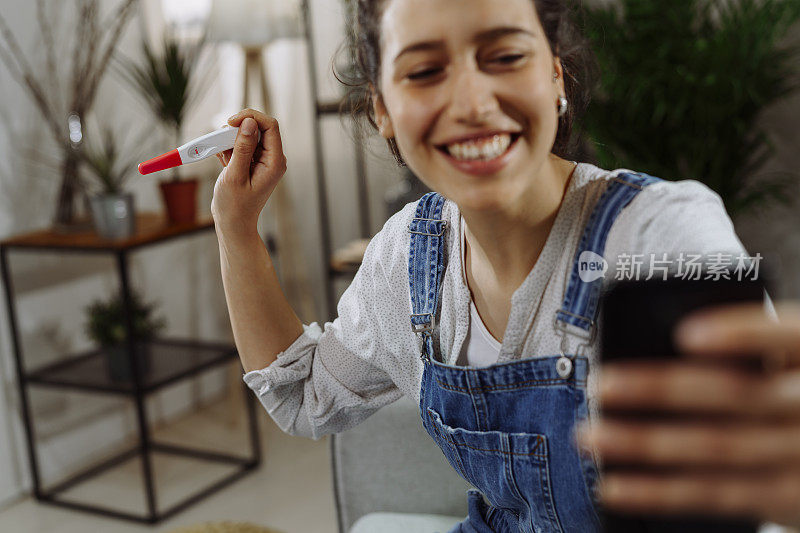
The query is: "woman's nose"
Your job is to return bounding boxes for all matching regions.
[448,66,499,125]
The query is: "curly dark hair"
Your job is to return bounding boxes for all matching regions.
[335,0,598,166]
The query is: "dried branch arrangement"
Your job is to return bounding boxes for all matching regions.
[0,0,139,227]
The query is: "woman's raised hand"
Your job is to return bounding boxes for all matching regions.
[211,109,287,238]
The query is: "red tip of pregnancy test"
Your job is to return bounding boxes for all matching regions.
[138,149,182,175]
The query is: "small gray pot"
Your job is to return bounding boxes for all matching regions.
[89,192,136,239]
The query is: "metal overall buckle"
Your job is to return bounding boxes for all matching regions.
[411,312,435,333]
[411,313,435,362]
[408,212,446,361]
[553,310,596,378]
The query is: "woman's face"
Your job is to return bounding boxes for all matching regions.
[374,0,566,212]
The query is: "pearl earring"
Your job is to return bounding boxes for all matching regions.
[558,96,568,117]
[553,72,567,117]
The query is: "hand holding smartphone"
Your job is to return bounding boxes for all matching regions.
[597,271,767,532]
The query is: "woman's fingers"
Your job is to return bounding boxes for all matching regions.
[590,300,800,527]
[215,151,231,166]
[598,469,800,525]
[675,301,800,363]
[227,108,285,157]
[226,117,260,184]
[579,418,800,468]
[598,361,764,417]
[227,109,287,187]
[598,362,800,419]
[210,109,288,234]
[227,107,271,129]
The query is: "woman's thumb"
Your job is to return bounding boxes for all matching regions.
[227,118,260,182]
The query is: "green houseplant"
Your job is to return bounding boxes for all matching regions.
[0,0,139,230]
[84,290,166,381]
[82,125,146,239]
[117,31,210,224]
[581,0,800,216]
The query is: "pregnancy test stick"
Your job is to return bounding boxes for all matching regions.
[138,125,260,175]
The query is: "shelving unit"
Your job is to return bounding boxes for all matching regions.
[301,0,372,319]
[26,338,238,395]
[0,213,261,524]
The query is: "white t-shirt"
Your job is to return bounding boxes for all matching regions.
[243,162,758,440]
[457,214,503,367]
[462,300,503,367]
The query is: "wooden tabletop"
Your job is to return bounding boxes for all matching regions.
[0,212,216,251]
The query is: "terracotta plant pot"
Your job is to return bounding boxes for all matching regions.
[159,178,198,224]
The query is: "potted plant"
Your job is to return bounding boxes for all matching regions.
[84,290,167,382]
[0,0,138,230]
[581,0,800,216]
[117,31,209,224]
[82,125,146,239]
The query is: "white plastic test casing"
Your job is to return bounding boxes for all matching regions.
[176,125,262,164]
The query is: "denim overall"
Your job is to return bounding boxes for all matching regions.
[408,172,661,532]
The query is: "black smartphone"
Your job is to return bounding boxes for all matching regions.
[597,272,768,533]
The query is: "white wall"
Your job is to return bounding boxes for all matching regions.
[0,0,797,509]
[0,0,238,505]
[0,0,406,506]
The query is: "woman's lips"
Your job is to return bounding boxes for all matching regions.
[436,133,520,176]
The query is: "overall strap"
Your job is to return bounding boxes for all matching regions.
[555,172,662,353]
[408,192,448,361]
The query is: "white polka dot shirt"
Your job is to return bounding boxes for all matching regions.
[243,162,752,440]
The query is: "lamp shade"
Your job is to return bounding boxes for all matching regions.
[206,0,302,46]
[161,0,212,29]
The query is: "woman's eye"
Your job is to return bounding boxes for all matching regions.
[491,53,526,65]
[407,67,443,81]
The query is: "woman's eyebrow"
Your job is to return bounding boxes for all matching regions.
[393,41,445,64]
[474,26,536,44]
[392,27,536,64]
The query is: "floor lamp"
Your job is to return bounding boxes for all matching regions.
[207,0,313,424]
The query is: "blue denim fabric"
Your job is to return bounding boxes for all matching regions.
[408,173,661,532]
[555,174,661,332]
[408,192,449,359]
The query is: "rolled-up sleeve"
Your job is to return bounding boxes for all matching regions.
[242,209,413,440]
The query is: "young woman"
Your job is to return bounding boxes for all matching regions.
[212,0,800,530]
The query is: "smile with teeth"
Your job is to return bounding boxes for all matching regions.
[444,133,515,161]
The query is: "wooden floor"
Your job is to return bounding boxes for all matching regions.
[0,400,337,533]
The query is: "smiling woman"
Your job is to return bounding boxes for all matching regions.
[209,0,800,532]
[341,0,595,167]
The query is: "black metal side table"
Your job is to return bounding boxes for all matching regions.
[0,213,261,524]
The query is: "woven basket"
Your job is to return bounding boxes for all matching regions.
[166,522,284,533]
